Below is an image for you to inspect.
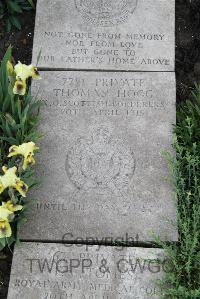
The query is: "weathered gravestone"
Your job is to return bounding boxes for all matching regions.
[32,0,175,71]
[7,242,168,299]
[19,71,177,242]
[7,0,177,298]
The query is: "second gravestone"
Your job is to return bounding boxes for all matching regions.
[8,242,167,299]
[20,71,177,242]
[32,0,175,71]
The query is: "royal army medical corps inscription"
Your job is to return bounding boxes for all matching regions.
[75,0,138,26]
[66,126,136,196]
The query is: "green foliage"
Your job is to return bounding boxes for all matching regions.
[0,0,34,32]
[157,85,200,298]
[0,47,42,250]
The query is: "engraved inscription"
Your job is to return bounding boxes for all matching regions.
[39,31,171,69]
[19,72,176,241]
[75,0,138,26]
[8,244,166,299]
[66,126,135,195]
[32,0,174,70]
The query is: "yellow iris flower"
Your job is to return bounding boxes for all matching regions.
[13,62,41,95]
[28,65,41,79]
[0,166,28,197]
[13,79,27,96]
[2,201,23,212]
[0,206,13,239]
[8,142,39,170]
[7,60,14,76]
[0,206,13,220]
[14,62,41,81]
[0,220,12,238]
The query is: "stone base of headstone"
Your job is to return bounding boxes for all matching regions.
[7,242,168,299]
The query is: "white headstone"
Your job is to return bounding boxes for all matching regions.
[7,242,168,299]
[32,0,175,71]
[20,71,177,242]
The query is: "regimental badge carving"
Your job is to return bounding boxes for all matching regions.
[65,126,135,196]
[75,0,138,26]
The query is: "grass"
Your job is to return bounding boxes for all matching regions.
[157,85,200,298]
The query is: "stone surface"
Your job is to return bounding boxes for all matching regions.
[20,71,177,242]
[7,242,167,299]
[32,0,175,71]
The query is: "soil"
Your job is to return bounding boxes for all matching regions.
[0,10,35,65]
[0,0,200,298]
[0,248,12,299]
[176,0,200,102]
